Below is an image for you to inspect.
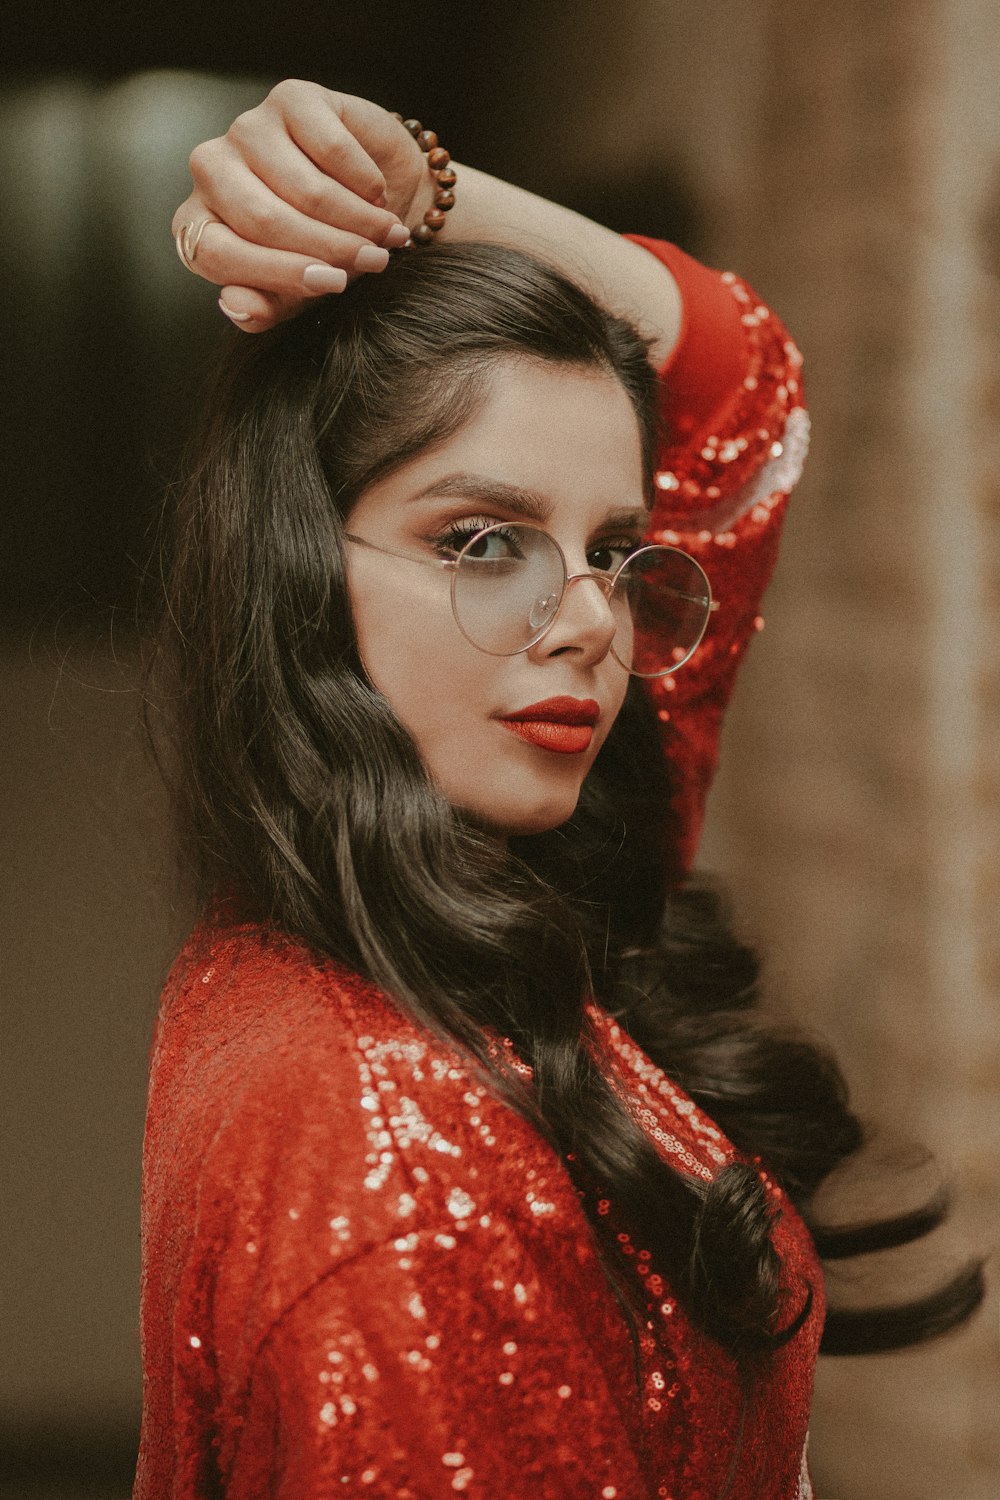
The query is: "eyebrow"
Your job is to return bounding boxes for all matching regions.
[407,471,650,530]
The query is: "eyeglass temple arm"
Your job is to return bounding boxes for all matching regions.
[343,533,457,569]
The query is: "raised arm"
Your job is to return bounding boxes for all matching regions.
[172,80,682,363]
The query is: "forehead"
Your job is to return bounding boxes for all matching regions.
[351,358,649,531]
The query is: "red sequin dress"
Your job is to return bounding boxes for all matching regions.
[134,239,818,1500]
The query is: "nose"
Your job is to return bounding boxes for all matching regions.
[531,570,618,666]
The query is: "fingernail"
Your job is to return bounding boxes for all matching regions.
[218,299,252,323]
[354,244,391,273]
[302,264,349,293]
[382,223,411,250]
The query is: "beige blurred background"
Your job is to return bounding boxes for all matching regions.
[2,3,998,1496]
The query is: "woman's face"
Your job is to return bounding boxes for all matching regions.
[344,358,649,837]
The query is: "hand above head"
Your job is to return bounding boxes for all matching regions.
[171,78,682,362]
[171,81,429,331]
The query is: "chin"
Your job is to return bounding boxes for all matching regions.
[468,787,583,839]
[442,753,592,839]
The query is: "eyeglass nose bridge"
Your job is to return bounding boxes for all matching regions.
[564,567,616,598]
[528,564,620,646]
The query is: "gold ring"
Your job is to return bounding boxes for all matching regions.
[174,217,215,271]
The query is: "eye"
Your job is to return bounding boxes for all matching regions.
[588,537,642,574]
[431,517,527,561]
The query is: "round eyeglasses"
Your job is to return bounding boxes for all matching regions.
[344,521,712,679]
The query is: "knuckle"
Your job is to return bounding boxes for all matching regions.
[361,206,393,240]
[269,77,310,108]
[241,199,284,241]
[320,130,350,163]
[226,108,261,148]
[295,181,334,221]
[187,137,222,179]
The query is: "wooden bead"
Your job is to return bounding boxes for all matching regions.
[392,114,455,247]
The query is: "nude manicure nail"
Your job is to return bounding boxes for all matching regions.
[218,300,252,323]
[354,245,391,273]
[302,264,349,293]
[382,223,411,250]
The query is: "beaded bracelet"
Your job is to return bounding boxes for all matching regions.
[392,114,457,246]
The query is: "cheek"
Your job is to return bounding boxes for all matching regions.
[349,560,441,679]
[349,568,488,752]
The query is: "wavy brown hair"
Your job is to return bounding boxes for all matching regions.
[151,242,982,1369]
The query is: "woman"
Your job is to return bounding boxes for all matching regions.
[139,85,981,1499]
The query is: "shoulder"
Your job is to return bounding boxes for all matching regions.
[153,915,398,1099]
[145,918,423,1252]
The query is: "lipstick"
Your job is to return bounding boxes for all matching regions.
[496,697,600,755]
[499,720,593,753]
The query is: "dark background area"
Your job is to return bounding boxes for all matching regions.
[0,1,698,633]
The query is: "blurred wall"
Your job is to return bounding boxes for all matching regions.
[640,2,1000,1495]
[2,4,997,1497]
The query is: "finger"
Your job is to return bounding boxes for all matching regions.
[200,137,405,257]
[263,80,392,205]
[216,285,300,333]
[285,89,426,223]
[188,144,403,269]
[217,114,405,246]
[173,213,355,296]
[174,194,401,299]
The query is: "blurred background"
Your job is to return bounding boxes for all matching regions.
[2,2,997,1496]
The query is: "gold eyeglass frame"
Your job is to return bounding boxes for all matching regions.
[344,521,713,679]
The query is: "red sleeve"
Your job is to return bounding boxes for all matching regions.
[624,236,810,874]
[231,1219,652,1499]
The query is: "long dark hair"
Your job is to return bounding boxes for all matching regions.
[152,242,982,1364]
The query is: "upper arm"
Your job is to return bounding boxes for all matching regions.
[625,237,810,870]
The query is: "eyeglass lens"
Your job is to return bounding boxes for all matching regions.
[450,524,710,677]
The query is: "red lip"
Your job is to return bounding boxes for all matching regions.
[498,697,601,726]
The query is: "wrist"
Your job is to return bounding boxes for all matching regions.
[391,116,459,247]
